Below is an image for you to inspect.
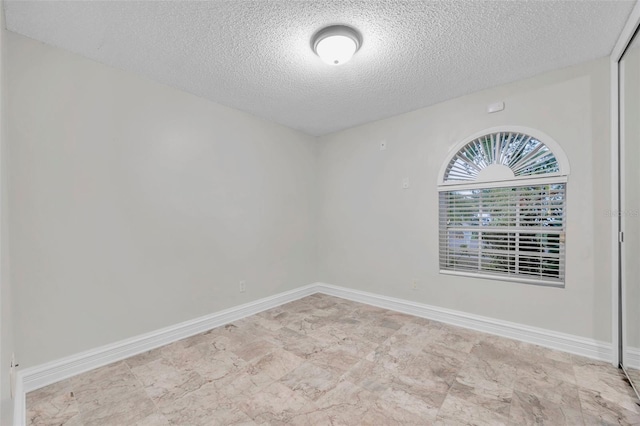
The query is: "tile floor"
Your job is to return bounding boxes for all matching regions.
[625,367,640,400]
[27,294,640,425]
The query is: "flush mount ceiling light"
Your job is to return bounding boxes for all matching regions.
[312,25,362,66]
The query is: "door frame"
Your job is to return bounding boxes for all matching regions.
[611,1,640,367]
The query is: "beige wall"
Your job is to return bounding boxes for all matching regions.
[6,28,615,373]
[1,2,15,423]
[317,58,612,342]
[7,32,318,368]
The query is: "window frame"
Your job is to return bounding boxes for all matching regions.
[438,126,570,287]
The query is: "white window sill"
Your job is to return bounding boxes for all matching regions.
[439,269,565,288]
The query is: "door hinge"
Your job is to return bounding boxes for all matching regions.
[619,231,624,243]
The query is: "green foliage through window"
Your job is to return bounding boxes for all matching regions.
[439,131,567,286]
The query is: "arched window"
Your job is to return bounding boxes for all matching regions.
[438,127,570,287]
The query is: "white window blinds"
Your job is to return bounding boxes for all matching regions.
[439,182,566,286]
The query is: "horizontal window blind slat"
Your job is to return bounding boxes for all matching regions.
[439,181,566,285]
[440,227,564,233]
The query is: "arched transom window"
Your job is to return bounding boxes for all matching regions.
[438,127,570,287]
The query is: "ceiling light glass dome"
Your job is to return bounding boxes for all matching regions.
[312,25,362,66]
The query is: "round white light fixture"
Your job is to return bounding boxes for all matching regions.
[312,25,362,66]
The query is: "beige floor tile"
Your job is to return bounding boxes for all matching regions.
[362,400,435,425]
[371,329,426,362]
[313,325,380,358]
[513,374,581,409]
[447,380,512,418]
[78,388,157,426]
[515,356,576,385]
[422,322,484,354]
[579,387,640,425]
[341,358,394,393]
[131,357,207,405]
[509,389,584,425]
[455,354,517,401]
[235,381,313,424]
[436,393,510,426]
[247,347,304,381]
[386,376,451,411]
[398,350,465,386]
[306,346,362,375]
[169,342,247,382]
[212,364,275,398]
[26,380,74,407]
[469,334,523,365]
[124,348,165,369]
[27,386,80,426]
[377,385,441,421]
[313,380,378,411]
[133,412,172,426]
[70,362,143,414]
[26,294,640,426]
[625,366,640,393]
[277,332,331,359]
[575,361,638,408]
[286,406,363,426]
[519,341,574,364]
[279,361,340,401]
[231,338,278,363]
[157,381,234,425]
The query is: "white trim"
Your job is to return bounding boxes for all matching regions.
[13,282,613,425]
[624,346,640,370]
[316,283,612,362]
[437,125,571,186]
[620,56,627,371]
[611,0,640,369]
[611,55,621,368]
[11,379,23,426]
[611,1,640,63]
[437,175,567,191]
[438,269,563,288]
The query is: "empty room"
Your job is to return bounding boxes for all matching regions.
[1,0,640,425]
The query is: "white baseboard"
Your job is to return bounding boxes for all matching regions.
[14,281,613,426]
[315,283,613,362]
[13,283,318,426]
[12,377,24,426]
[624,346,640,370]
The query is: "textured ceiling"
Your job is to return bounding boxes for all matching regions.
[4,1,636,136]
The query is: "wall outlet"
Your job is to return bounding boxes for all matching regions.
[412,279,418,290]
[402,178,410,189]
[380,140,387,150]
[239,280,246,293]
